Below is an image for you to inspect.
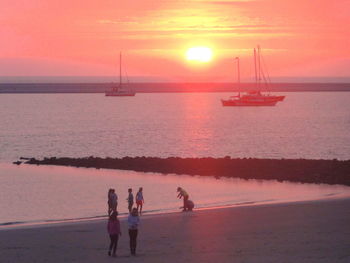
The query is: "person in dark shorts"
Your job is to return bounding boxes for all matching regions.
[126,188,134,213]
[128,208,140,255]
[186,199,195,211]
[107,211,121,257]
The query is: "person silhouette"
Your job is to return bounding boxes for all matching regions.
[177,187,189,211]
[108,188,118,215]
[128,208,140,255]
[136,187,144,215]
[107,211,121,257]
[126,188,134,213]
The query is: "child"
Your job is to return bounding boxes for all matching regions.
[128,208,140,255]
[126,188,134,213]
[107,211,121,257]
[136,187,144,215]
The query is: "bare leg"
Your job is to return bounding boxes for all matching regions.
[128,202,133,213]
[183,196,189,211]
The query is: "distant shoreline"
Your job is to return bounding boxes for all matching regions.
[1,82,350,93]
[23,156,350,186]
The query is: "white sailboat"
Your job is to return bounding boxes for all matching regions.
[105,52,136,96]
[221,46,285,106]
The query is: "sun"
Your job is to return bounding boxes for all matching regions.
[186,47,213,62]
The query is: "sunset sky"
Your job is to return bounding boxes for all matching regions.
[1,0,349,82]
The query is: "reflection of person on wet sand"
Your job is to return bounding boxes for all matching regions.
[136,187,144,215]
[177,187,189,211]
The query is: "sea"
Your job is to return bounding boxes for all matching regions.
[1,91,350,226]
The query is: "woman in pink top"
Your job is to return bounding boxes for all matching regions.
[107,211,121,257]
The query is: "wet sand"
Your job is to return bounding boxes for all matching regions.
[1,198,349,263]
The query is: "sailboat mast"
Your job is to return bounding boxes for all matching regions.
[235,57,240,84]
[254,48,258,89]
[257,45,261,89]
[235,57,240,96]
[119,52,122,86]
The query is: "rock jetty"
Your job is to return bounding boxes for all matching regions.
[24,156,350,186]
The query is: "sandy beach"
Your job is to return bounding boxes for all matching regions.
[1,198,349,263]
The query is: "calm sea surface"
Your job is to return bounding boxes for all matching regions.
[0,92,349,160]
[0,92,349,225]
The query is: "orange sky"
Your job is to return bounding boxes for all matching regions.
[0,0,349,81]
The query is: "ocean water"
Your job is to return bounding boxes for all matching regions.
[0,92,349,226]
[0,92,349,160]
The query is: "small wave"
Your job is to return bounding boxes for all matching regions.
[324,193,338,197]
[0,216,108,229]
[0,208,177,229]
[0,221,26,226]
[0,196,342,229]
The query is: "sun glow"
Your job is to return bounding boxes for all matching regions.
[186,47,213,63]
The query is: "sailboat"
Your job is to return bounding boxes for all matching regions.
[221,46,284,106]
[105,52,136,96]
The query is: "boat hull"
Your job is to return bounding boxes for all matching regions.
[275,96,285,101]
[105,92,136,96]
[221,99,278,106]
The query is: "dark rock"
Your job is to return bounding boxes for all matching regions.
[24,156,350,186]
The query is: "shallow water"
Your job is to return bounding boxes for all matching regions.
[1,163,349,226]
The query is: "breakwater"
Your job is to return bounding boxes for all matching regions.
[2,82,350,93]
[23,157,350,186]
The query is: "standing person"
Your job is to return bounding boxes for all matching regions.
[136,187,144,215]
[126,188,134,213]
[108,189,118,215]
[111,189,118,212]
[128,208,140,256]
[177,187,189,211]
[107,211,121,257]
[107,189,113,215]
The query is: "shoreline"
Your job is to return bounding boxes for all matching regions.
[2,196,349,232]
[23,156,350,186]
[1,198,349,262]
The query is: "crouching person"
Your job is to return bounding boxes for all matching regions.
[177,187,189,211]
[186,200,195,211]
